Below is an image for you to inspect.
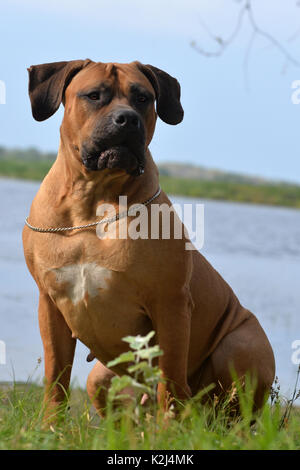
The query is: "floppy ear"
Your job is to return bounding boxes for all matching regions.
[136,63,184,125]
[27,59,92,121]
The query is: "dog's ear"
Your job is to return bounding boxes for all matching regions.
[27,59,92,121]
[136,62,184,125]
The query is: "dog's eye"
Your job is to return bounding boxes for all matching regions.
[137,94,148,103]
[87,92,100,101]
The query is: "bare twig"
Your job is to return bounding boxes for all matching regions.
[192,0,300,69]
[247,1,300,67]
[279,364,300,429]
[191,3,248,57]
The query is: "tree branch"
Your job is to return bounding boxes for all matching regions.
[192,0,300,68]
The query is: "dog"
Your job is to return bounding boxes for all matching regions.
[23,59,275,417]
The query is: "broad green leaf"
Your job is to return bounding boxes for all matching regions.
[122,331,155,350]
[107,351,135,368]
[127,361,149,374]
[135,345,163,360]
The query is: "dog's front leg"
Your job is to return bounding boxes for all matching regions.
[152,290,192,410]
[38,293,76,420]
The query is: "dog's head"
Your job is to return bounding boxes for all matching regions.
[28,59,184,177]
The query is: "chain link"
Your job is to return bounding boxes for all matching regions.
[25,187,161,233]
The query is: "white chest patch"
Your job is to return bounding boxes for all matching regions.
[53,262,113,305]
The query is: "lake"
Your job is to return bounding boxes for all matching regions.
[0,177,300,398]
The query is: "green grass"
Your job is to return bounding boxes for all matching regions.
[1,335,299,450]
[0,158,52,181]
[1,157,300,209]
[160,175,300,209]
[0,381,299,450]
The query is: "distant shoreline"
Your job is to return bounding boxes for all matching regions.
[160,175,300,209]
[1,155,300,209]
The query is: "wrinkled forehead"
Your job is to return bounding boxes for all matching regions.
[67,61,155,95]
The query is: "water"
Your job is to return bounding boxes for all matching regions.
[0,178,299,397]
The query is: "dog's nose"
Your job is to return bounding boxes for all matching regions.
[112,109,141,130]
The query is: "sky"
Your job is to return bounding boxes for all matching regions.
[1,0,300,182]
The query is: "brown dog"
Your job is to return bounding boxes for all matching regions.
[23,59,275,416]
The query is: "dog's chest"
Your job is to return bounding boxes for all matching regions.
[44,258,149,361]
[52,262,112,305]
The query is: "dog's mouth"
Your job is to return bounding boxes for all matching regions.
[82,145,145,176]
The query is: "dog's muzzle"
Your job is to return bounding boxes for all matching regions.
[81,108,146,176]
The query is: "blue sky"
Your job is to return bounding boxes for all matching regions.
[1,0,300,182]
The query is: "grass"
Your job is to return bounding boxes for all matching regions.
[0,381,300,450]
[160,175,300,209]
[1,331,299,451]
[1,157,300,209]
[0,158,52,181]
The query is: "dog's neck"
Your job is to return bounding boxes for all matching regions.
[43,138,160,225]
